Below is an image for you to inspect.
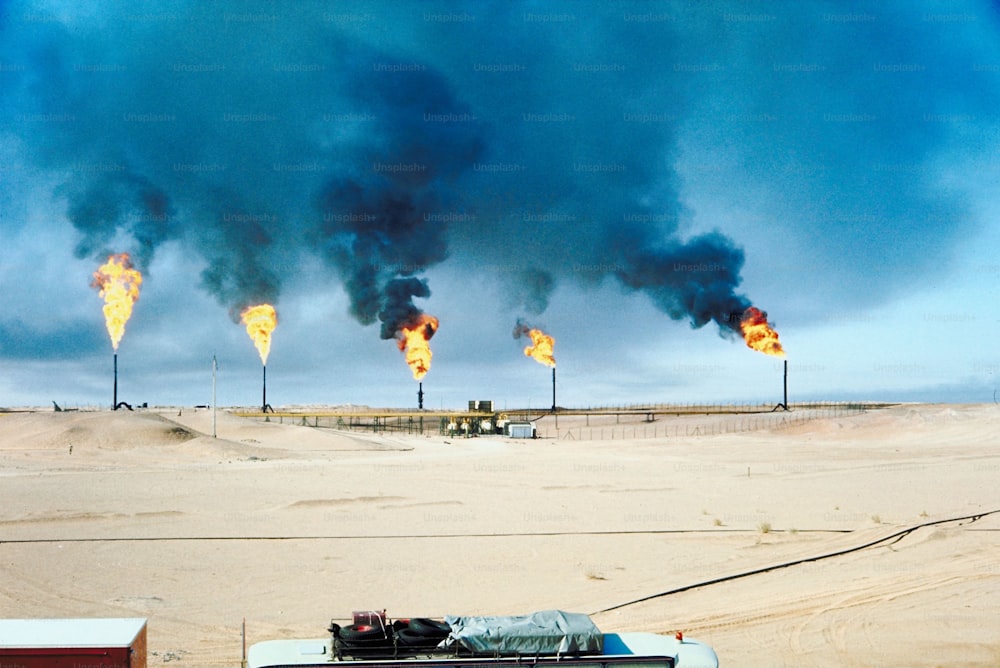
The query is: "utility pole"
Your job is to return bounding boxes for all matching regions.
[212,355,218,438]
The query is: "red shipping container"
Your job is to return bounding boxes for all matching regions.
[0,618,147,668]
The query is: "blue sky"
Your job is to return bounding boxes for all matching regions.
[1,0,999,409]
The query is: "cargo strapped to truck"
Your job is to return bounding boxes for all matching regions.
[444,610,603,657]
[331,610,604,661]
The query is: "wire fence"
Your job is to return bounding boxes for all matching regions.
[259,402,878,439]
[537,403,871,440]
[266,413,445,435]
[537,401,873,415]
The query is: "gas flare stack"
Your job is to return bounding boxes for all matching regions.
[738,306,787,412]
[513,320,557,412]
[262,364,271,414]
[240,304,277,414]
[770,359,789,412]
[779,359,789,411]
[92,253,142,412]
[418,381,424,410]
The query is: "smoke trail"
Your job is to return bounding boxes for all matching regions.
[513,317,556,368]
[0,1,315,314]
[615,231,752,335]
[59,172,175,270]
[407,0,997,331]
[3,0,998,352]
[314,53,486,338]
[379,277,432,341]
[512,317,533,341]
[512,268,555,316]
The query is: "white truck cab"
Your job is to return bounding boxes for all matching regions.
[247,611,718,668]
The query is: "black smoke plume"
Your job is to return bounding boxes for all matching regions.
[314,55,485,339]
[2,0,994,350]
[615,231,752,335]
[59,171,176,272]
[511,317,534,341]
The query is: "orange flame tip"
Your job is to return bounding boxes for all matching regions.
[91,253,142,351]
[240,303,277,365]
[398,313,439,380]
[740,306,785,358]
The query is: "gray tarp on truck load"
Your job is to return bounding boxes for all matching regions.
[443,610,603,657]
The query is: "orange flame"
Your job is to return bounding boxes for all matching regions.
[91,253,142,351]
[240,303,277,365]
[397,313,439,380]
[521,328,555,368]
[740,306,785,358]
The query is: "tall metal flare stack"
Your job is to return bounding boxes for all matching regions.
[779,359,788,410]
[551,367,556,411]
[784,359,788,408]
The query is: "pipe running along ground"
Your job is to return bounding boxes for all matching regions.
[592,508,1000,615]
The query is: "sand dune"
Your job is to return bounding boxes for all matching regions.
[0,404,998,665]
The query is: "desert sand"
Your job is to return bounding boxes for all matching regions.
[0,403,998,666]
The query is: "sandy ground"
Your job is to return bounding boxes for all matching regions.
[0,403,998,666]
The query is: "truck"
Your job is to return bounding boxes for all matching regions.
[247,610,718,668]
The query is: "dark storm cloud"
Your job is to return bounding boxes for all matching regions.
[2,0,998,355]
